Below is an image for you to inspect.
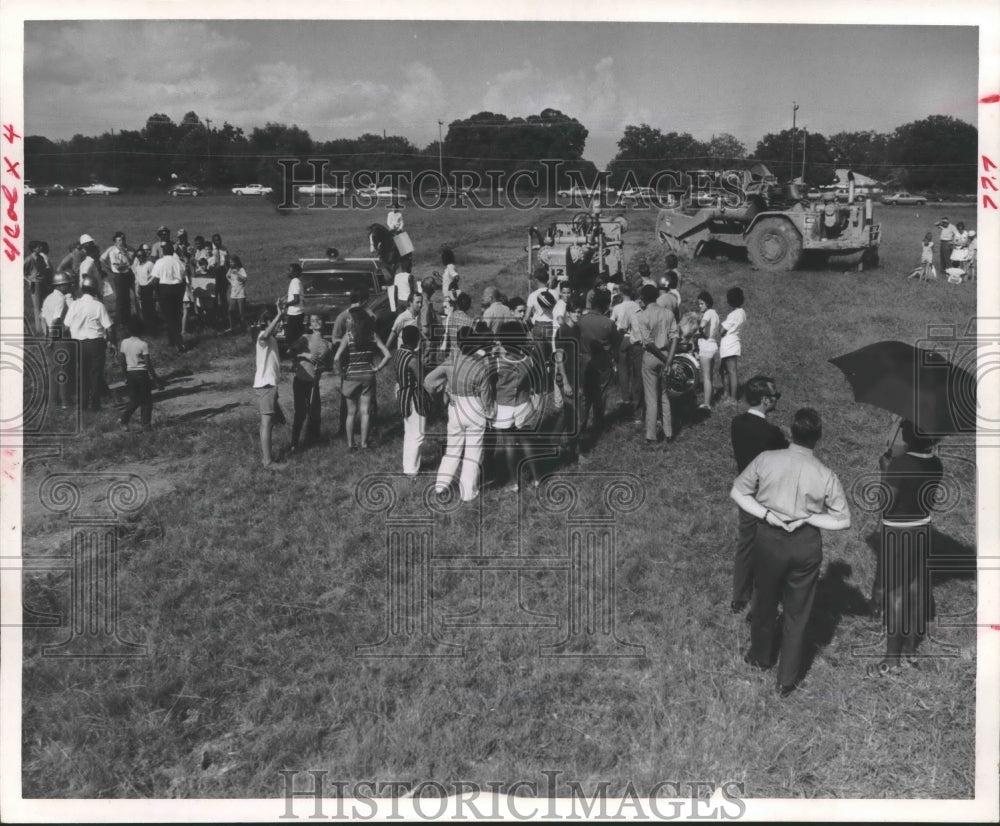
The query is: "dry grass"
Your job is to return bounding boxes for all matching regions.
[21,195,978,799]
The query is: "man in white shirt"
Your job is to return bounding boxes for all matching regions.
[40,272,75,409]
[391,265,414,314]
[610,282,643,416]
[62,275,115,412]
[730,408,850,696]
[132,245,157,333]
[101,231,136,324]
[151,242,187,351]
[254,307,286,468]
[936,217,955,278]
[386,203,404,234]
[387,292,422,349]
[525,269,554,326]
[284,263,305,342]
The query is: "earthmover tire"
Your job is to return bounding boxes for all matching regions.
[746,217,803,271]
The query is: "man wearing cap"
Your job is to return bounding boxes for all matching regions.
[100,231,136,325]
[150,226,172,261]
[40,271,76,409]
[151,241,187,352]
[936,217,955,278]
[132,245,158,333]
[24,240,53,335]
[62,274,116,412]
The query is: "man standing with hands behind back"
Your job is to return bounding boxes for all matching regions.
[730,408,850,697]
[729,375,789,615]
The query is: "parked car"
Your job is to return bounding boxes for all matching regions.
[232,183,274,196]
[617,186,659,205]
[72,182,120,196]
[254,258,394,350]
[882,191,926,206]
[557,185,602,199]
[36,183,70,197]
[296,183,347,196]
[169,183,201,197]
[24,183,37,196]
[356,185,406,201]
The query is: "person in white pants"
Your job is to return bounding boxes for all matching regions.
[393,326,428,477]
[424,326,495,501]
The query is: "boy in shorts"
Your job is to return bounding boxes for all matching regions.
[254,306,287,468]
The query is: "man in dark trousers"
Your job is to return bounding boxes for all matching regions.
[729,375,789,614]
[730,408,851,696]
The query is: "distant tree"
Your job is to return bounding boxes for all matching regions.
[706,133,746,169]
[828,130,892,181]
[607,125,709,187]
[887,115,977,192]
[753,128,835,186]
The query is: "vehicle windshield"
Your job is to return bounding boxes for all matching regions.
[303,272,377,295]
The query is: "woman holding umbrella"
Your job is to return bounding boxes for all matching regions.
[870,420,943,675]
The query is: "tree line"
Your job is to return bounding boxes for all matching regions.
[608,115,977,192]
[25,110,976,193]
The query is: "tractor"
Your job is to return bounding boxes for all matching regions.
[655,166,881,272]
[527,208,628,293]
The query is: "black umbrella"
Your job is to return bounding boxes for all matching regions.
[829,340,977,436]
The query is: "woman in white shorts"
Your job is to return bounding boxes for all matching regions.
[719,286,746,403]
[696,290,721,411]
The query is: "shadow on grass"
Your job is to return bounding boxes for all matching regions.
[800,559,871,676]
[171,402,243,423]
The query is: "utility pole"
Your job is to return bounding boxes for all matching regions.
[790,102,798,181]
[438,120,444,179]
[205,117,212,184]
[801,127,807,181]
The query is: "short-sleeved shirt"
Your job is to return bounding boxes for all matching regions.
[938,223,956,242]
[393,271,413,304]
[732,444,849,524]
[577,311,621,371]
[63,293,112,341]
[636,302,679,350]
[882,452,944,525]
[286,277,304,316]
[120,336,150,372]
[291,333,331,382]
[254,331,280,387]
[483,301,515,334]
[391,308,419,339]
[151,254,185,286]
[132,259,155,287]
[720,307,746,359]
[527,287,555,323]
[41,291,73,330]
[228,268,248,300]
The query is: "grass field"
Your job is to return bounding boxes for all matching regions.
[20,193,979,800]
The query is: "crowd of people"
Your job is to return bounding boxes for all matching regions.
[910,215,978,282]
[25,207,949,696]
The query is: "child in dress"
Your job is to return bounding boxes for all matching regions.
[909,232,936,281]
[719,287,745,404]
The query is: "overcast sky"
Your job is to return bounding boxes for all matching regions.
[24,20,978,168]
